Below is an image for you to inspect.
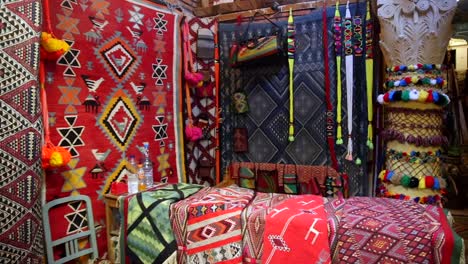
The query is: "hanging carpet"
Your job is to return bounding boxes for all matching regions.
[219,3,369,196]
[183,17,218,186]
[43,0,184,255]
[0,0,44,262]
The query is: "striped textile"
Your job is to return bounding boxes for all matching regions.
[171,186,254,263]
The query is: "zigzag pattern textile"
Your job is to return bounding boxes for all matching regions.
[0,0,44,263]
[127,183,202,264]
[183,17,218,186]
[219,3,369,196]
[43,0,184,254]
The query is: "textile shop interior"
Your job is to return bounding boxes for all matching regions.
[3,0,468,263]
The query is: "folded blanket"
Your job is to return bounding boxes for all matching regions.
[126,183,202,264]
[262,195,331,264]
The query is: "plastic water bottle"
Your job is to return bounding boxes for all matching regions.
[127,155,138,194]
[142,142,154,187]
[137,164,146,191]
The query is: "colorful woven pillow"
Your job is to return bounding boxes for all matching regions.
[256,169,280,193]
[283,173,298,194]
[239,167,255,189]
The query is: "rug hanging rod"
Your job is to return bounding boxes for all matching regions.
[215,0,360,22]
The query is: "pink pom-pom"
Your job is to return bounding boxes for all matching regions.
[185,125,203,142]
[185,72,204,87]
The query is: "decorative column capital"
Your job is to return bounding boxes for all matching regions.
[377,0,457,66]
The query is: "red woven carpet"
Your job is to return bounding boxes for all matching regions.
[44,0,183,255]
[0,0,44,262]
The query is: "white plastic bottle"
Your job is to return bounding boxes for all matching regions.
[127,155,138,194]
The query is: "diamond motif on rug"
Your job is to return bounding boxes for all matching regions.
[248,85,277,126]
[98,90,142,151]
[363,234,396,255]
[286,129,321,164]
[268,235,290,252]
[292,81,321,125]
[201,225,216,238]
[96,33,140,83]
[247,130,278,162]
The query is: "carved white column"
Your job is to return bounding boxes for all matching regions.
[376,0,457,204]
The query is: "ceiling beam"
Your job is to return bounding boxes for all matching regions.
[194,0,362,20]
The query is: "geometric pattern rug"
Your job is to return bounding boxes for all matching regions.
[219,3,369,196]
[0,0,44,263]
[43,0,183,255]
[183,17,217,186]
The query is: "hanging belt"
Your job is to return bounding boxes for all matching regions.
[323,3,339,172]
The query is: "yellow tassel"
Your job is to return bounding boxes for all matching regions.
[41,32,70,53]
[50,151,64,167]
[288,125,295,142]
[367,124,373,149]
[336,125,343,145]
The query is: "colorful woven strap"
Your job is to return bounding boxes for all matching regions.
[288,8,296,142]
[344,1,354,161]
[214,20,221,184]
[323,2,339,171]
[365,0,374,149]
[334,2,343,145]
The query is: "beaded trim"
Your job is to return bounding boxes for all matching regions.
[353,15,363,56]
[381,129,448,146]
[386,64,445,73]
[343,16,353,56]
[385,75,445,89]
[365,15,373,59]
[377,89,450,106]
[379,170,447,190]
[333,8,342,56]
[377,184,442,205]
[386,149,441,164]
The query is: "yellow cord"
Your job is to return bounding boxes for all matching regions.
[366,51,373,149]
[336,56,343,145]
